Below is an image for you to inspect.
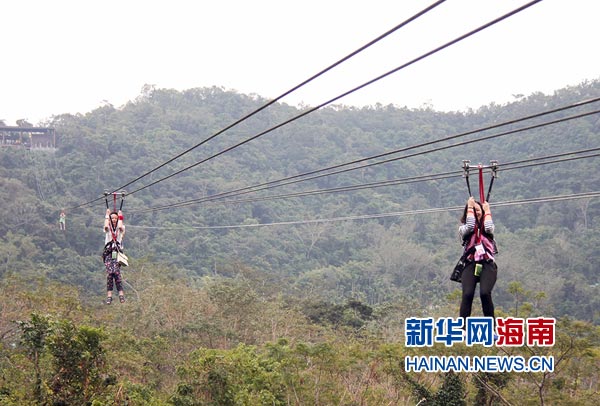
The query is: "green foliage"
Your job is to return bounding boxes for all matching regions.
[433,372,466,406]
[9,313,109,406]
[396,367,466,406]
[171,344,286,406]
[302,298,374,330]
[3,81,600,318]
[45,320,107,405]
[16,313,50,405]
[0,271,599,405]
[472,372,510,406]
[1,81,600,404]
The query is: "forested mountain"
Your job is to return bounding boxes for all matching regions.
[1,80,599,405]
[3,80,599,317]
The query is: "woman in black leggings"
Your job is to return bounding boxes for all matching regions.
[458,197,498,323]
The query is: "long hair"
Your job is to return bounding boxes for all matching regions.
[460,201,485,229]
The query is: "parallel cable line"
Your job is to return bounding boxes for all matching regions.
[114,0,447,192]
[64,150,599,220]
[128,149,600,212]
[130,107,600,213]
[128,172,460,213]
[66,0,448,210]
[498,151,600,172]
[182,150,600,208]
[119,0,545,198]
[127,191,600,230]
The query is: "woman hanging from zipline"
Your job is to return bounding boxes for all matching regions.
[453,162,499,331]
[103,208,126,304]
[59,209,66,231]
[458,196,497,323]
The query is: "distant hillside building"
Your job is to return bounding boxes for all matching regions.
[0,126,56,150]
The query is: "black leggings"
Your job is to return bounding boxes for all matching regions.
[460,261,497,323]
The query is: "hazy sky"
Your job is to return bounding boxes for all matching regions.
[1,0,598,125]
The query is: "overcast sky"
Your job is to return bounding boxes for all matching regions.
[1,0,598,125]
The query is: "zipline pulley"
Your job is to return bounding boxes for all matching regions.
[486,160,498,203]
[462,160,498,203]
[103,190,127,212]
[462,160,472,197]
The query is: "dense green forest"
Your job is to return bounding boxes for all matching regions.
[1,80,600,405]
